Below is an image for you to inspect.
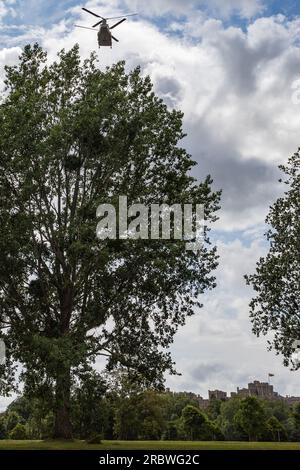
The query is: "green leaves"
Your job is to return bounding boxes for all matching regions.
[246,151,300,368]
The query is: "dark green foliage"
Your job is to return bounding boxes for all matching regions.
[293,402,300,433]
[71,371,107,439]
[234,397,267,441]
[181,405,212,441]
[207,398,222,420]
[163,421,179,440]
[114,397,141,440]
[207,422,225,441]
[0,43,220,438]
[7,397,32,421]
[266,416,288,442]
[9,423,28,440]
[217,398,247,441]
[86,433,103,444]
[164,391,201,421]
[0,388,298,442]
[138,391,168,440]
[264,399,290,423]
[285,416,300,442]
[5,411,22,434]
[246,151,300,367]
[6,397,54,439]
[0,416,6,439]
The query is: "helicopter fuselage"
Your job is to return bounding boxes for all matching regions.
[79,7,137,48]
[98,22,112,48]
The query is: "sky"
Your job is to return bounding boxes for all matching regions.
[1,0,300,408]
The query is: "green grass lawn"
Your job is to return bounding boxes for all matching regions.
[0,440,300,450]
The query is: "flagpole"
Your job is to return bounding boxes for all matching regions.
[268,373,274,385]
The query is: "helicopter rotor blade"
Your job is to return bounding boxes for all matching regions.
[82,7,105,19]
[92,20,103,28]
[106,13,137,20]
[74,24,95,31]
[110,18,126,30]
[111,35,119,42]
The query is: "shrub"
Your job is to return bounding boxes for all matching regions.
[9,423,28,440]
[86,433,103,445]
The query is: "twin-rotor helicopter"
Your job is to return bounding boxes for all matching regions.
[75,7,137,48]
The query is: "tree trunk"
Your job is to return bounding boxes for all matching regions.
[54,369,73,439]
[54,286,73,439]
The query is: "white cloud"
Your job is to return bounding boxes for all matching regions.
[122,0,264,19]
[0,46,21,90]
[0,1,8,20]
[167,238,300,398]
[201,0,264,19]
[0,0,17,22]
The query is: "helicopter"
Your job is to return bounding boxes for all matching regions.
[75,7,137,48]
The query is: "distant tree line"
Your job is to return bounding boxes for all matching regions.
[1,375,300,442]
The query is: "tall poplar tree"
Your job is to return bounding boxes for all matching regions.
[0,44,220,438]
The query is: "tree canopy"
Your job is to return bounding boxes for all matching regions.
[0,44,220,438]
[246,151,300,368]
[235,397,266,441]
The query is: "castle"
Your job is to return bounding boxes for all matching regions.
[174,380,300,408]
